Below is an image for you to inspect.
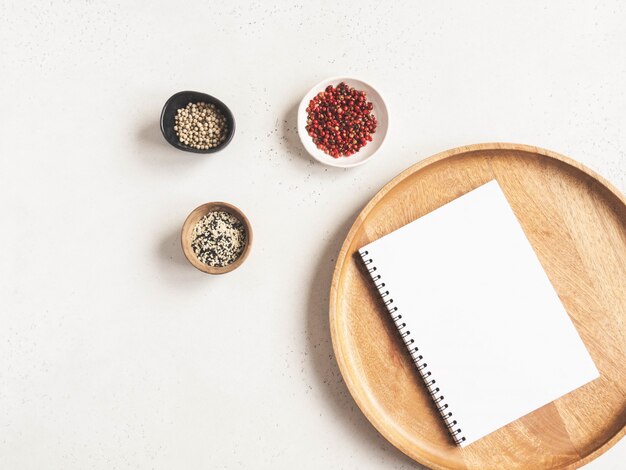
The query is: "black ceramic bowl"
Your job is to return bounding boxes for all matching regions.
[160,91,236,153]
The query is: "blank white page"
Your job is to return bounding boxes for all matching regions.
[359,180,599,447]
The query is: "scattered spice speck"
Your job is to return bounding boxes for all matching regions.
[191,211,246,267]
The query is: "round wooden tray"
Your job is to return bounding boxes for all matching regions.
[329,143,626,470]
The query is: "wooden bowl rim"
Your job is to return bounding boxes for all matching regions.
[180,201,253,274]
[328,142,626,470]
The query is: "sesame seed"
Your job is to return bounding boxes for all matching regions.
[191,211,246,267]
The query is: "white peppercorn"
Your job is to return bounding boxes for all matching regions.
[174,102,228,150]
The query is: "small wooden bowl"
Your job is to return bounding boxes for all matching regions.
[181,202,252,274]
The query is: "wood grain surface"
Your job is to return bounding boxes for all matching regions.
[329,143,626,469]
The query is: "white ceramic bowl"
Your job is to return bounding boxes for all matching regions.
[297,77,389,168]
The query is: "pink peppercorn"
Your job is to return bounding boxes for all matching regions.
[305,82,377,158]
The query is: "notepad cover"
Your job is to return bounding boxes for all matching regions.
[359,180,599,447]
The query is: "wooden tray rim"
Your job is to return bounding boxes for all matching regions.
[329,142,626,470]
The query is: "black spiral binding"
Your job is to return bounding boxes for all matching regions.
[360,249,467,446]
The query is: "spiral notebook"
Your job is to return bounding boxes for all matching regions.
[359,180,599,447]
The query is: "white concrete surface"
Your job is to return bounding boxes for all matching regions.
[1,1,624,468]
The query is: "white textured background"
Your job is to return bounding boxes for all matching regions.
[1,1,624,469]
